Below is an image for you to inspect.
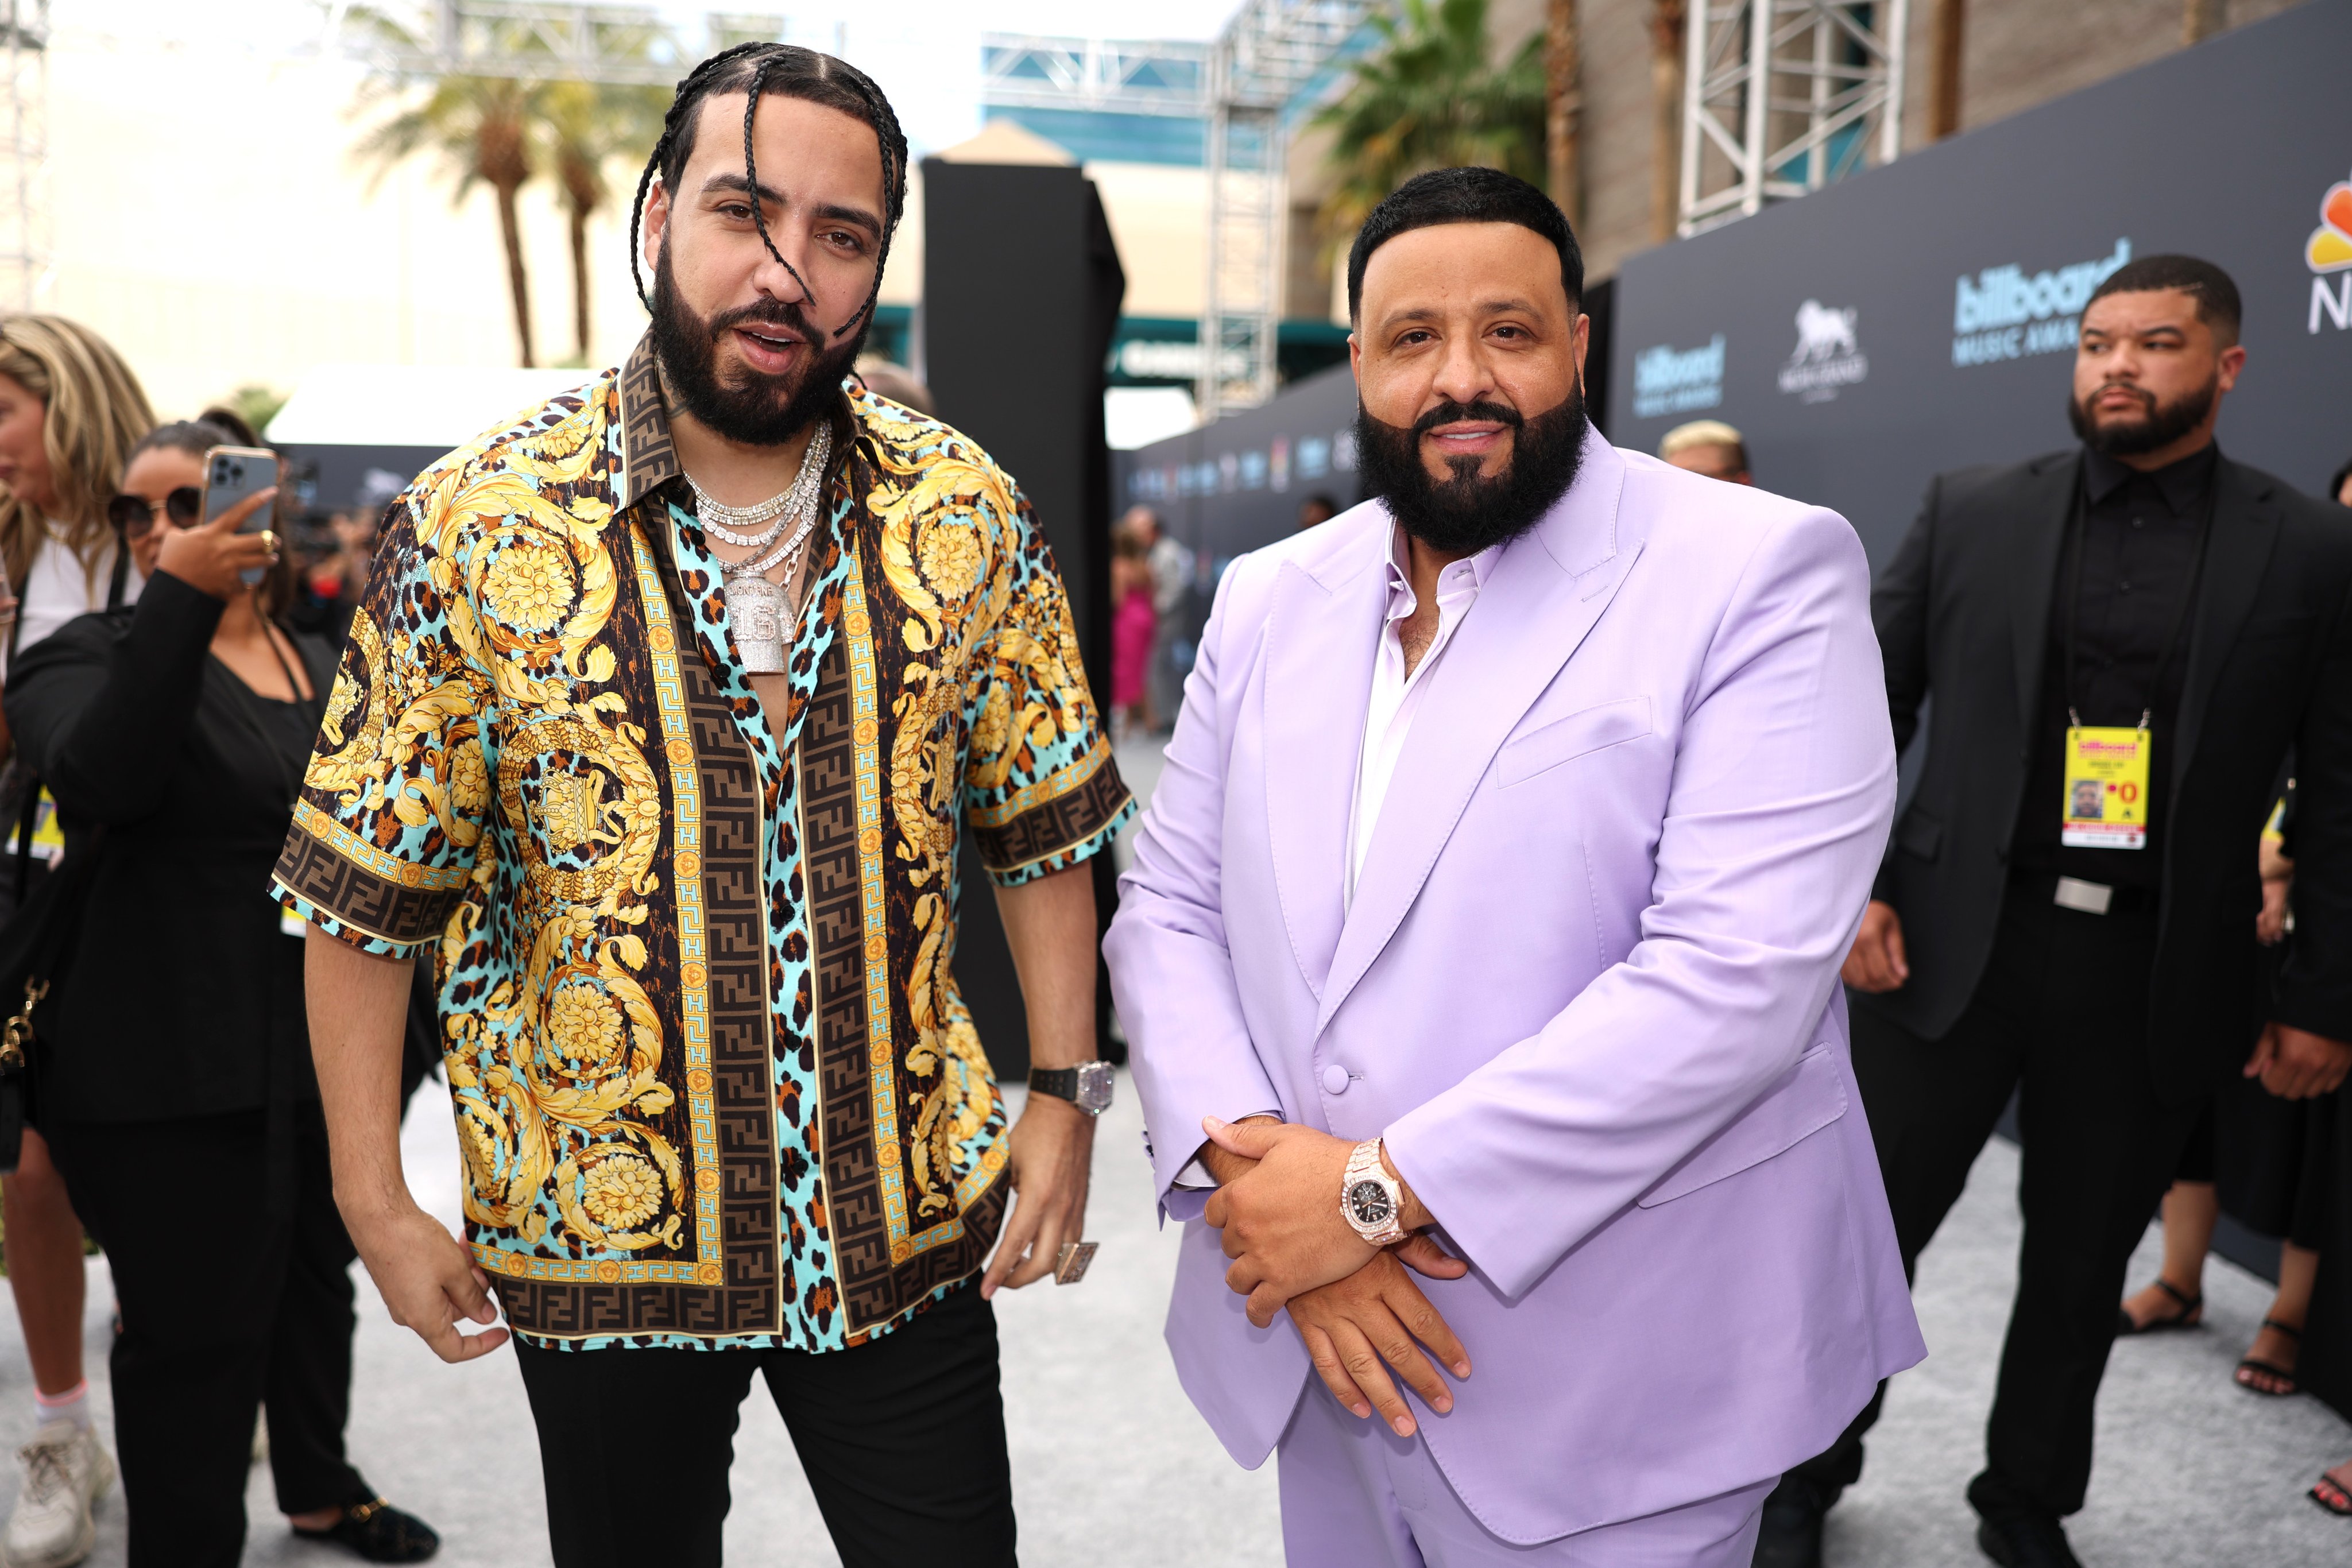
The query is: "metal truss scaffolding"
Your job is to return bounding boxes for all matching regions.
[1198,0,1372,419]
[978,36,1208,119]
[327,2,825,86]
[1678,0,1908,237]
[1,0,48,312]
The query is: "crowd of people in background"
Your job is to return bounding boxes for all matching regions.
[0,316,439,1567]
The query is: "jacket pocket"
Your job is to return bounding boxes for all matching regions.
[1495,696,1653,788]
[1636,1044,1849,1207]
[1895,808,1943,862]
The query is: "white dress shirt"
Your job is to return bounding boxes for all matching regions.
[1345,525,1503,908]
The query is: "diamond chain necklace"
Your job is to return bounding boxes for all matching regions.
[687,424,831,547]
[702,424,833,676]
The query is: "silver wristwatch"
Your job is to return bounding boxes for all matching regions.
[1027,1061,1115,1117]
[1341,1137,1407,1246]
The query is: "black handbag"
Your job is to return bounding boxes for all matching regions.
[0,785,103,1174]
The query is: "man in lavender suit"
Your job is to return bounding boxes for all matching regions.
[1102,168,1925,1565]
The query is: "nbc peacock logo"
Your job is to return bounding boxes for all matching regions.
[2308,169,2352,335]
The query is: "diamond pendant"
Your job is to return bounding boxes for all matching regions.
[727,572,790,673]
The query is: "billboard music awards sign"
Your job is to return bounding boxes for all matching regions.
[1608,0,2352,571]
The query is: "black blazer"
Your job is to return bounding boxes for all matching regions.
[1864,446,2352,1101]
[3,572,335,1124]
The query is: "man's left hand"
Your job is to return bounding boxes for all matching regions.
[1202,1117,1430,1326]
[981,1095,1094,1296]
[2246,1021,2352,1099]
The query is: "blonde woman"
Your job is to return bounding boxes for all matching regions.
[0,315,152,1568]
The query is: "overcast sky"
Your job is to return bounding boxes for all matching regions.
[61,0,1250,155]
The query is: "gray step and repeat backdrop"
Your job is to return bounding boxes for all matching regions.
[1608,0,2352,570]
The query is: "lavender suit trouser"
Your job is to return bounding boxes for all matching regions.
[1276,1387,1773,1566]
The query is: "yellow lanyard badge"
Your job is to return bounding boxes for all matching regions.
[2061,723,2150,849]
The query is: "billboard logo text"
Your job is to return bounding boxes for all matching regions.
[1633,335,1726,419]
[1952,238,2132,367]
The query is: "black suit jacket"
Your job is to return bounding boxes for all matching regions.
[3,573,336,1124]
[1862,446,2352,1101]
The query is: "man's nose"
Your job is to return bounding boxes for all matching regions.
[1429,335,1495,408]
[751,229,818,307]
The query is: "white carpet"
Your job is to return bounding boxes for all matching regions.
[5,1095,2348,1565]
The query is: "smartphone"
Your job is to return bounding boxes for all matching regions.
[200,446,280,587]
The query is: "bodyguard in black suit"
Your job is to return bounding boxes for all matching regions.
[1756,257,2352,1568]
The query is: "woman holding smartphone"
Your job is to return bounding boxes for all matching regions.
[3,417,439,1567]
[0,315,151,1568]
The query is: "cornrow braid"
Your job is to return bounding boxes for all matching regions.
[628,42,908,348]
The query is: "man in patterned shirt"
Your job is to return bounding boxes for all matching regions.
[276,45,1131,1567]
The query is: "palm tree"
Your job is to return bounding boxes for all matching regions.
[349,10,548,366]
[536,80,671,365]
[1312,0,1548,249]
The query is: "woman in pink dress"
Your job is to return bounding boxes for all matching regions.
[1109,525,1157,738]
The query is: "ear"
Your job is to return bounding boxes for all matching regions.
[642,176,671,278]
[2216,340,2247,394]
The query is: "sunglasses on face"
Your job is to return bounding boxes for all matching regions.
[106,487,201,539]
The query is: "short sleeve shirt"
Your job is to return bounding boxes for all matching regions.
[273,336,1133,1351]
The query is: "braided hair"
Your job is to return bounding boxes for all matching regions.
[628,44,908,347]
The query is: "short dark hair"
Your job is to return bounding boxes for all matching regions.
[2088,254,2242,344]
[628,45,909,344]
[1346,167,1583,322]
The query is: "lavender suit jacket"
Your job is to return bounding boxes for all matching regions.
[1103,429,1925,1544]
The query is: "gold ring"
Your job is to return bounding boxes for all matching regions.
[258,529,278,553]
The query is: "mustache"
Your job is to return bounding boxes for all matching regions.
[2086,381,2156,415]
[1412,398,1525,439]
[710,297,822,347]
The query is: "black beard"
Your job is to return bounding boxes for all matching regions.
[1353,381,1587,555]
[648,246,867,446]
[2067,374,2216,458]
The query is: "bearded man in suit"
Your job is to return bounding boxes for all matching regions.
[1104,167,1924,1566]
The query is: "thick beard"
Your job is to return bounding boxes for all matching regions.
[1353,380,1587,555]
[2067,374,2216,458]
[648,245,868,447]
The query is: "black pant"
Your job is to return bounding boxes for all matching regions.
[44,1104,373,1568]
[513,1281,1016,1568]
[1792,881,2207,1519]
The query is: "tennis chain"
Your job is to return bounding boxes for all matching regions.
[687,424,831,547]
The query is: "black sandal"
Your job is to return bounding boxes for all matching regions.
[292,1497,441,1563]
[2236,1317,2302,1396]
[2312,1470,2352,1517]
[2115,1276,2203,1335]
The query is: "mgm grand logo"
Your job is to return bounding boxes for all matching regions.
[1778,300,1867,403]
[1952,238,2132,367]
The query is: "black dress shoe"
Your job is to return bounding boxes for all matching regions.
[1752,1476,1829,1568]
[1975,1510,2084,1568]
[292,1497,441,1563]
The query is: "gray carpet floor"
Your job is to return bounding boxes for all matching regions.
[2,1091,2347,1565]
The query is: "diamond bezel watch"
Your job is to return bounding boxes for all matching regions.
[1027,1060,1115,1117]
[1341,1137,1407,1247]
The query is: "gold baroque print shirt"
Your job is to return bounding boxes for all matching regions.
[273,336,1134,1352]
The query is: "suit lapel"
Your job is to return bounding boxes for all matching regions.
[2008,452,2080,736]
[1263,537,1387,1000]
[2171,457,2280,796]
[1315,432,1636,1035]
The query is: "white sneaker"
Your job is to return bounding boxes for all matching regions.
[3,1422,111,1568]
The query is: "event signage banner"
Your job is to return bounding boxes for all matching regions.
[1608,0,2352,570]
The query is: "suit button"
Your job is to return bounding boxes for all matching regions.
[1320,1064,1350,1095]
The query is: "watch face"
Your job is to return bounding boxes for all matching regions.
[1074,1062,1115,1113]
[1346,1180,1395,1228]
